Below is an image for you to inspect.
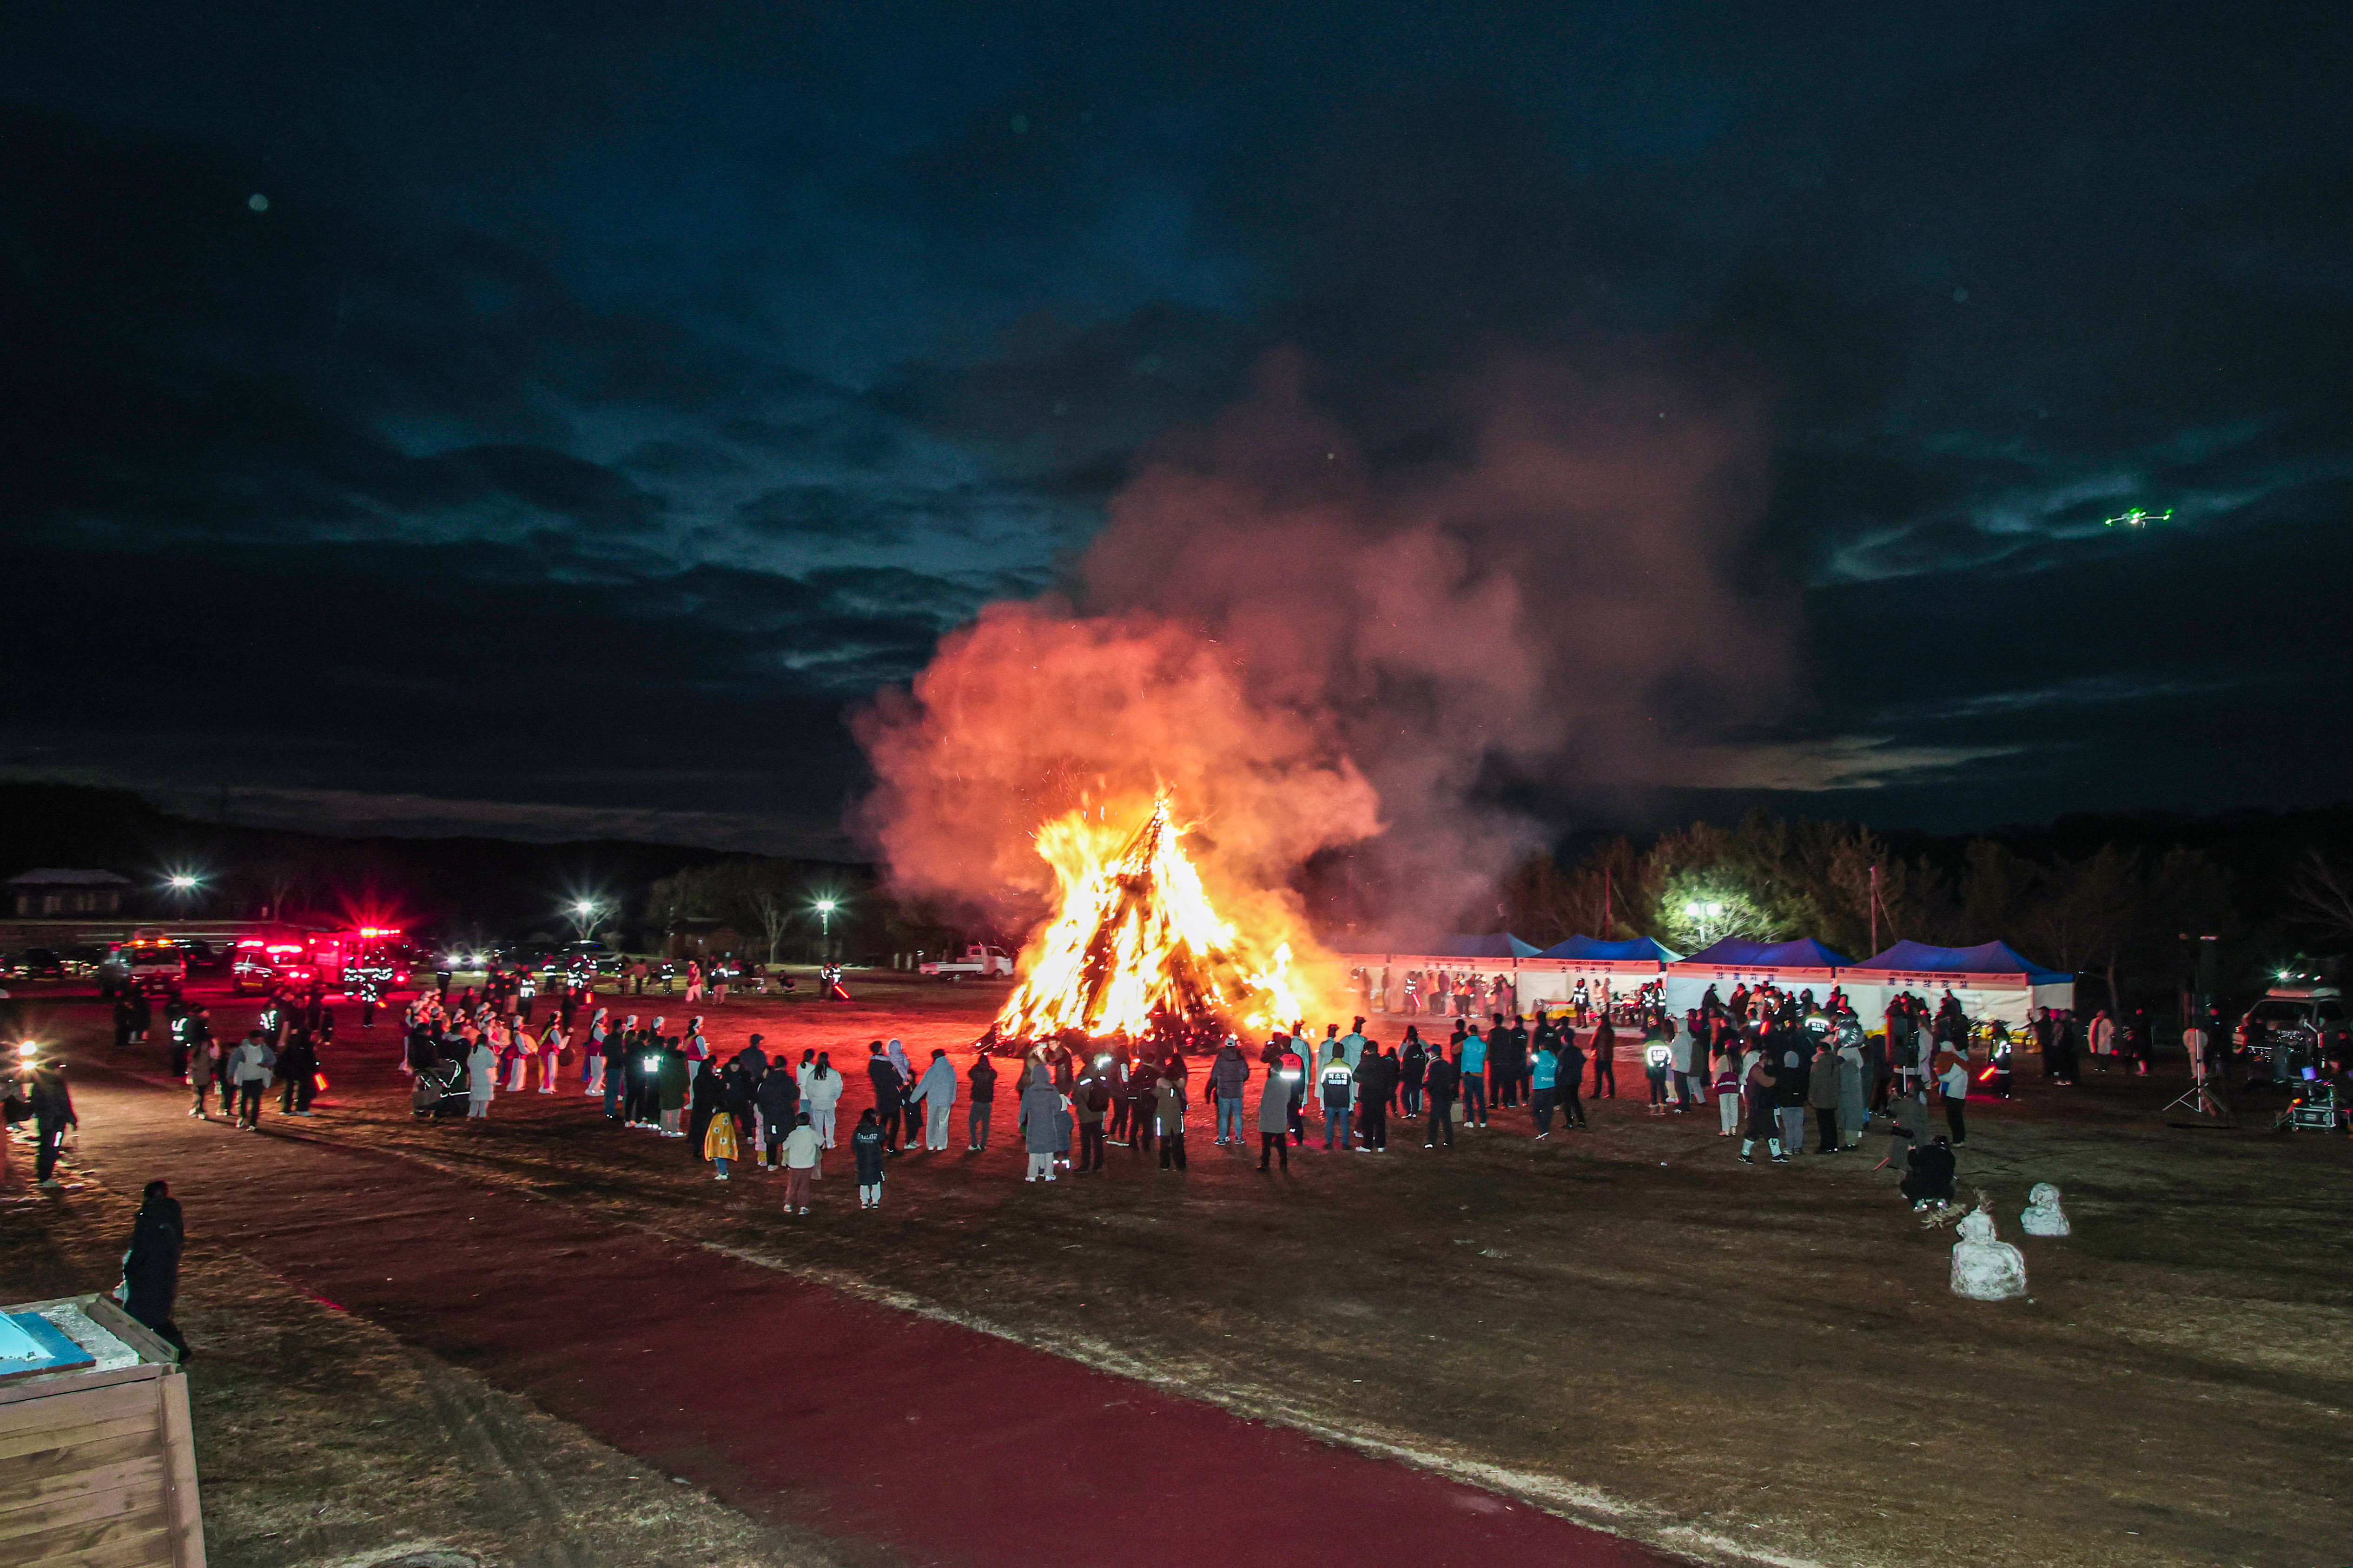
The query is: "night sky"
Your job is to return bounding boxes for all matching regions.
[7,2,2349,854]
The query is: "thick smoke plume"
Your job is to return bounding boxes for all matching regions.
[856,348,1788,945]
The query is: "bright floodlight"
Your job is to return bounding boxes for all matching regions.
[1706,902,1725,917]
[168,874,200,891]
[1684,901,1701,916]
[815,899,837,914]
[572,901,595,917]
[16,1040,37,1060]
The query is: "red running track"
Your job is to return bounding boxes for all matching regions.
[65,1069,1679,1568]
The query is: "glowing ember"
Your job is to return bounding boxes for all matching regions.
[995,794,1317,1046]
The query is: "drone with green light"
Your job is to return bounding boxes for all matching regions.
[2102,507,2172,528]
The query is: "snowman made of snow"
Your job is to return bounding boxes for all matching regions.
[1950,1209,2029,1301]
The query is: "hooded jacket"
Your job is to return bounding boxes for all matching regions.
[754,1065,800,1125]
[1209,1044,1249,1097]
[121,1191,183,1326]
[1424,1055,1461,1102]
[912,1057,958,1108]
[1808,1049,1843,1109]
[229,1040,276,1086]
[1018,1074,1065,1153]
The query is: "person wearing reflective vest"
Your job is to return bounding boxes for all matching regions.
[1319,1044,1356,1150]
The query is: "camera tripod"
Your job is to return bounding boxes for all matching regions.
[2161,1066,2231,1123]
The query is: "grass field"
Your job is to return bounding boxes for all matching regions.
[12,968,2353,1567]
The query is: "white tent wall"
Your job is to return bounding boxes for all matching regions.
[1841,972,2079,1032]
[2031,981,2077,1014]
[1662,965,1839,1023]
[1515,961,1665,1012]
[1337,956,1526,1018]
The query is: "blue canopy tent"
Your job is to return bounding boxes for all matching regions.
[1851,940,2070,984]
[1427,934,1544,960]
[1842,940,2075,1026]
[1663,937,1853,1020]
[1328,933,1542,1015]
[1679,937,1854,969]
[1535,935,1685,964]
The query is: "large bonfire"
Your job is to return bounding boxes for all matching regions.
[992,793,1326,1049]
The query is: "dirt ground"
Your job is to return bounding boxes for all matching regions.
[0,1159,851,1568]
[12,969,2353,1568]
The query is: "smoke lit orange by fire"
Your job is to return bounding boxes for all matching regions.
[993,793,1341,1043]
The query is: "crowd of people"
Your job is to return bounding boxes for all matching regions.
[364,967,2129,1218]
[57,956,2329,1231]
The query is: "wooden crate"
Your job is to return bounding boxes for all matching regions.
[0,1295,204,1568]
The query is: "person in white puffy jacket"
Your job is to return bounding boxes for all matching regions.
[800,1052,844,1146]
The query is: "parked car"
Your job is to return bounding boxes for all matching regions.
[2237,985,2346,1082]
[20,946,88,980]
[919,944,1015,980]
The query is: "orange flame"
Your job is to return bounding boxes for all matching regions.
[995,793,1332,1044]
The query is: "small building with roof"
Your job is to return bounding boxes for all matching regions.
[7,868,132,918]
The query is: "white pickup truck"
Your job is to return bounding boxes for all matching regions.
[919,944,1014,979]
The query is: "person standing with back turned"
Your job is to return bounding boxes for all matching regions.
[1423,1047,1460,1149]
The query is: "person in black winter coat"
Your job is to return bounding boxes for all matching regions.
[1590,1017,1618,1098]
[1126,1064,1158,1154]
[29,1061,78,1186]
[755,1062,800,1166]
[1400,1030,1427,1117]
[278,1029,318,1115]
[1557,1031,1589,1128]
[967,1053,999,1151]
[851,1108,887,1208]
[866,1042,905,1152]
[720,1059,755,1141]
[688,1059,721,1153]
[121,1179,188,1357]
[1423,1050,1460,1149]
[1355,1048,1395,1151]
[1900,1136,1957,1208]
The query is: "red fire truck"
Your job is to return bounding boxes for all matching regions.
[231,925,410,997]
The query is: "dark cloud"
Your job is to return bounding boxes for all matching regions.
[1,2,2349,845]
